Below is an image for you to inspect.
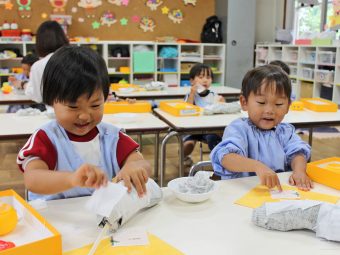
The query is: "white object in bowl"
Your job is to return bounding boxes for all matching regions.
[167,177,217,203]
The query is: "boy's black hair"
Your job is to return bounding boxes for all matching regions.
[241,65,292,102]
[36,21,69,57]
[21,54,39,66]
[189,63,214,80]
[269,60,290,75]
[42,45,110,105]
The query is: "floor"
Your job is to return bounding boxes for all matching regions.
[1,132,340,199]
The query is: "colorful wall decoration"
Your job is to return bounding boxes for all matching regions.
[0,0,214,41]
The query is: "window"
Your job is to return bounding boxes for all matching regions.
[294,0,323,39]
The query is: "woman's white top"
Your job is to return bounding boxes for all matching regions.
[25,53,53,103]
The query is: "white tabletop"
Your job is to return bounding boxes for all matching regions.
[154,108,340,131]
[38,172,340,255]
[0,113,168,139]
[0,92,34,105]
[115,86,241,99]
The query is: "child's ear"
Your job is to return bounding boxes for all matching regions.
[239,95,248,111]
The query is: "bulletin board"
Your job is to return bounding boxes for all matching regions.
[0,0,215,41]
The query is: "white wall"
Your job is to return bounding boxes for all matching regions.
[255,0,285,43]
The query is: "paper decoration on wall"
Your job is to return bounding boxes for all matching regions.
[49,0,68,14]
[78,0,102,18]
[120,17,128,25]
[50,14,72,34]
[329,0,340,30]
[168,9,183,24]
[108,0,123,6]
[78,17,85,22]
[92,20,100,29]
[17,0,31,18]
[146,0,162,11]
[131,15,140,23]
[183,0,196,6]
[5,1,13,9]
[122,0,129,6]
[139,16,155,32]
[41,12,48,19]
[0,0,10,4]
[71,7,77,13]
[161,6,169,14]
[100,11,116,26]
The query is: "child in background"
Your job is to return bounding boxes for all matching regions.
[210,65,313,191]
[183,63,224,167]
[7,54,40,113]
[17,46,151,200]
[269,60,290,75]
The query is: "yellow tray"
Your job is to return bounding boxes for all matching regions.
[0,190,61,255]
[110,83,140,92]
[104,101,152,113]
[300,98,338,112]
[159,100,201,116]
[307,157,340,190]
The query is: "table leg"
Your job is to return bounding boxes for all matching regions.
[138,134,143,152]
[308,127,313,147]
[160,131,179,187]
[153,132,159,182]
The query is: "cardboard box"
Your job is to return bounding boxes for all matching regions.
[0,190,61,255]
[307,157,340,190]
[104,101,151,113]
[300,98,338,112]
[160,100,201,116]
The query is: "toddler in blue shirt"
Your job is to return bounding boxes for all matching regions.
[210,65,312,191]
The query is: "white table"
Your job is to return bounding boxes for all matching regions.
[0,113,169,180]
[115,86,241,100]
[0,92,34,105]
[38,172,340,255]
[154,108,340,186]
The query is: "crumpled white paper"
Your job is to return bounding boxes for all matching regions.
[178,171,214,194]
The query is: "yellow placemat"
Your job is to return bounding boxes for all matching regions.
[63,233,183,255]
[235,185,339,208]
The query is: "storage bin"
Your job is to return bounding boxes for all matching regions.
[312,38,333,46]
[255,48,268,60]
[181,62,196,72]
[307,157,340,190]
[289,50,298,61]
[289,65,297,76]
[300,81,313,98]
[273,49,282,59]
[295,39,312,45]
[301,67,314,80]
[315,70,334,83]
[305,50,316,63]
[133,51,155,72]
[320,83,333,101]
[318,51,336,65]
[180,80,191,87]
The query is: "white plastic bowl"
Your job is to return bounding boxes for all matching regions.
[167,177,218,203]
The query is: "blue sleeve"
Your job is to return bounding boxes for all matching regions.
[278,123,311,165]
[210,119,249,177]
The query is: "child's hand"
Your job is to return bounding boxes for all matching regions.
[71,164,108,189]
[217,95,225,102]
[255,165,282,191]
[289,171,313,191]
[116,161,149,197]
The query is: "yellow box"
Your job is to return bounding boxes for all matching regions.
[160,100,201,116]
[104,101,152,113]
[0,190,61,255]
[110,83,140,92]
[289,101,304,111]
[119,66,130,73]
[300,98,338,112]
[307,157,340,190]
[11,67,23,74]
